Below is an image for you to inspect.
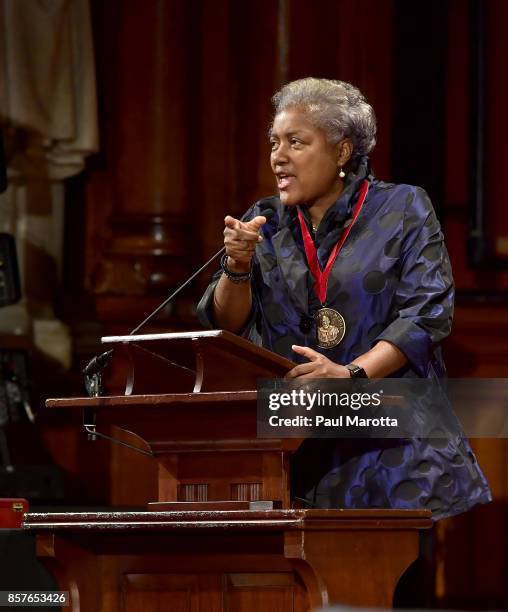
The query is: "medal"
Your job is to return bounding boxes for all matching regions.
[297,179,369,348]
[315,307,346,348]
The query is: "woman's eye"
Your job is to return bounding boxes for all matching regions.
[290,139,301,146]
[270,141,279,150]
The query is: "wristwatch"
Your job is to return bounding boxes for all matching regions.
[345,363,368,378]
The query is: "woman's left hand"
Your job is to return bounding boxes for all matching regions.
[286,345,350,378]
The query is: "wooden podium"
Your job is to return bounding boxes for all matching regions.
[31,331,431,611]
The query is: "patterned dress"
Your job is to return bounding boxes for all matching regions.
[197,156,492,520]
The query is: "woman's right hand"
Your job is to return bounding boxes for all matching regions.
[223,215,267,272]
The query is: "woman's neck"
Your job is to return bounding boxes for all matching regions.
[308,182,345,228]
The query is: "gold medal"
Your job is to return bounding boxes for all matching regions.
[297,180,368,350]
[315,307,346,348]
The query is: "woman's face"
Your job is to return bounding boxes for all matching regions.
[270,108,343,208]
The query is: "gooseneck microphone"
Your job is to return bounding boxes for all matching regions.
[82,349,115,377]
[82,207,276,383]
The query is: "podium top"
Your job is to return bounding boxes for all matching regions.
[102,329,296,393]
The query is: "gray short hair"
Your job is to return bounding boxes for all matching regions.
[272,77,377,156]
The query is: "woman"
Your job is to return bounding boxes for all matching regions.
[198,77,491,520]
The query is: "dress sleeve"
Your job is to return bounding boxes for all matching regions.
[196,270,260,338]
[196,270,222,329]
[375,187,454,377]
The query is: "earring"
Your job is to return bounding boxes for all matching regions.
[339,167,346,178]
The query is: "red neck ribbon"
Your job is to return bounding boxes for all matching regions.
[297,179,369,305]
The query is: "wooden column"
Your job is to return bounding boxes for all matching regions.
[91,0,193,327]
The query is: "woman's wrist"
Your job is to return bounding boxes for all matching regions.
[350,341,407,378]
[334,364,352,378]
[225,256,251,274]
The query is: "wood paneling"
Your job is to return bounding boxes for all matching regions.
[123,574,208,612]
[288,0,393,181]
[438,300,508,608]
[224,573,305,612]
[122,572,306,612]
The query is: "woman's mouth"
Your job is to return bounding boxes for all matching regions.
[276,174,295,190]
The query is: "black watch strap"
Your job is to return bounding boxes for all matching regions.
[345,363,368,378]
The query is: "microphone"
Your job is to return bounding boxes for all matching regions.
[82,349,114,376]
[82,207,276,387]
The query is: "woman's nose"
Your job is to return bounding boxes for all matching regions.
[271,142,289,164]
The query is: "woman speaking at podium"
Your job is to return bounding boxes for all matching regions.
[197,77,491,520]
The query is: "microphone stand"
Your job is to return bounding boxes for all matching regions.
[130,247,226,336]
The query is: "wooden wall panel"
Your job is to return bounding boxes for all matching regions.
[438,1,508,601]
[444,0,508,289]
[196,0,280,268]
[195,0,235,266]
[484,0,508,262]
[288,0,393,180]
[123,574,222,612]
[437,1,508,602]
[223,573,307,611]
[439,300,508,608]
[229,0,280,207]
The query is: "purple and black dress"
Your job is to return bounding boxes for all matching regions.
[197,156,492,520]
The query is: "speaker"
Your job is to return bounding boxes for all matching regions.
[0,234,21,307]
